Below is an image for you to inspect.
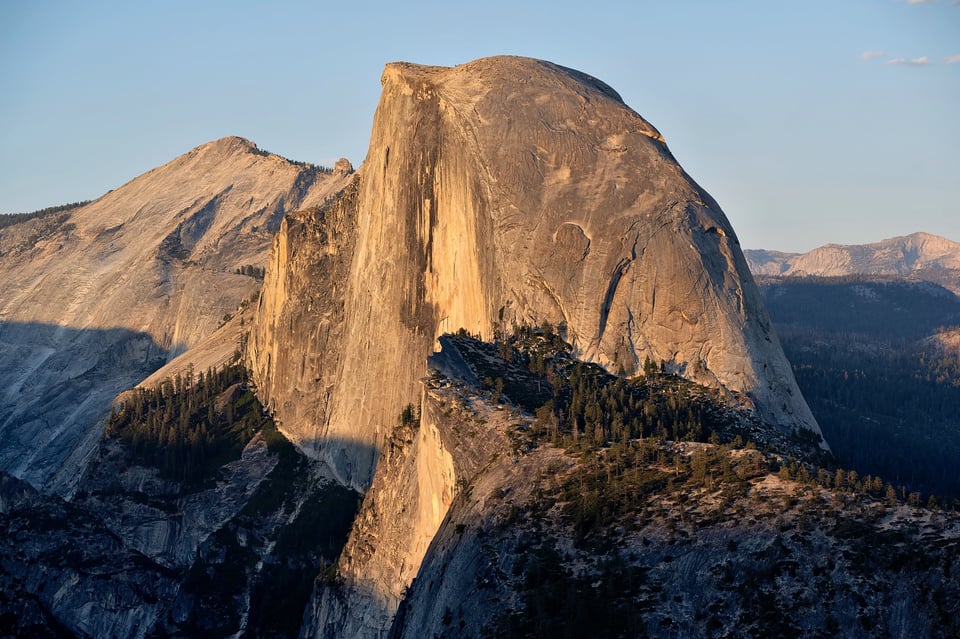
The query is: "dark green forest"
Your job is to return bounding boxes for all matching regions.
[452,327,944,504]
[758,276,960,500]
[453,326,822,460]
[448,327,939,518]
[758,275,960,339]
[457,328,727,451]
[439,330,957,638]
[104,363,271,487]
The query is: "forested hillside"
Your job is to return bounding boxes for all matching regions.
[449,329,945,506]
[104,364,270,486]
[757,276,960,500]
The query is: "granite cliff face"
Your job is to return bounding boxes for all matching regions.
[0,472,179,639]
[248,182,362,479]
[387,390,960,639]
[249,56,822,490]
[302,386,459,639]
[0,137,349,491]
[303,335,589,639]
[6,55,957,638]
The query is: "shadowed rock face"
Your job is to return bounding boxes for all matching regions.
[249,56,823,490]
[0,137,350,492]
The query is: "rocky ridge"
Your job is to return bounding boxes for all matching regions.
[307,333,959,638]
[0,472,178,639]
[0,369,358,639]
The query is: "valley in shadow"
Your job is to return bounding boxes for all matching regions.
[0,357,367,639]
[757,276,960,500]
[0,321,172,492]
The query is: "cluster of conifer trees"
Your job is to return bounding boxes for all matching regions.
[457,326,958,522]
[546,362,719,448]
[0,200,91,229]
[471,325,729,452]
[235,264,266,280]
[104,363,270,486]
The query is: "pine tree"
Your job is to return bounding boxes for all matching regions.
[886,484,899,508]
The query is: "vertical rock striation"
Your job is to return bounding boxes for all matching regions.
[301,387,458,639]
[247,181,363,477]
[249,56,823,491]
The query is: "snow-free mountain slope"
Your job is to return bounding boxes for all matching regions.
[0,137,351,491]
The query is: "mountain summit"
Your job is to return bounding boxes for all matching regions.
[248,56,823,490]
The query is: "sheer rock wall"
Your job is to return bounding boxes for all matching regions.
[248,56,823,491]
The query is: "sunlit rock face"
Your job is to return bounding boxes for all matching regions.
[248,56,823,491]
[301,386,458,639]
[0,137,350,492]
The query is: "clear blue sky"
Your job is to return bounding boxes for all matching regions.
[1,0,957,251]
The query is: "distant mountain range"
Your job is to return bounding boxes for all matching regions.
[745,232,960,292]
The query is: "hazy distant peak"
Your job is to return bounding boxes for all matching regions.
[819,231,954,251]
[889,231,959,255]
[745,231,960,286]
[745,248,800,262]
[910,231,944,242]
